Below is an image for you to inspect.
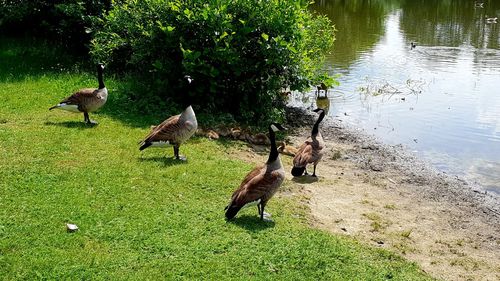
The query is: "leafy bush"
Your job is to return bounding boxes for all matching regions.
[91,0,335,123]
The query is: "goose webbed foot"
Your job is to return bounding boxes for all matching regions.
[176,155,187,161]
[263,212,272,220]
[263,216,274,223]
[261,210,273,222]
[84,112,98,125]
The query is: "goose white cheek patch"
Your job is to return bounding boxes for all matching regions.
[271,124,279,132]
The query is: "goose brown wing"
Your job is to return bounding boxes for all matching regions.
[59,88,98,105]
[142,114,180,143]
[293,142,313,168]
[230,165,275,206]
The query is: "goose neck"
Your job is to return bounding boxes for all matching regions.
[311,111,325,136]
[267,126,279,164]
[97,66,105,89]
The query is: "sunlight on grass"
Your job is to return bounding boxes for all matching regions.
[0,38,432,280]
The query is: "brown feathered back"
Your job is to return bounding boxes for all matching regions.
[293,132,324,168]
[139,105,198,151]
[225,122,286,220]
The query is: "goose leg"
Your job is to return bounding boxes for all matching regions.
[173,145,187,161]
[312,164,318,177]
[260,203,273,222]
[84,112,98,125]
[173,145,180,159]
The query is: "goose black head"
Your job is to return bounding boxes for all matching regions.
[291,166,306,177]
[313,108,325,114]
[97,63,105,71]
[184,75,193,85]
[270,122,287,132]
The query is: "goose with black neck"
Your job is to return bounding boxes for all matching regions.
[138,75,198,160]
[225,123,287,222]
[49,64,108,125]
[291,108,325,177]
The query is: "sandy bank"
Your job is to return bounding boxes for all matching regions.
[232,106,499,281]
[283,106,500,281]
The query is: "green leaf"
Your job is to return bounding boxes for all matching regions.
[192,51,201,60]
[152,60,163,70]
[220,31,229,40]
[261,33,269,41]
[210,67,220,77]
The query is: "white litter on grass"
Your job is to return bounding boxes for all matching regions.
[66,223,79,232]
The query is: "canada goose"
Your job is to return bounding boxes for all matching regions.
[410,42,417,49]
[291,108,325,177]
[49,64,107,124]
[486,16,498,23]
[316,82,328,98]
[225,123,287,221]
[316,95,330,115]
[138,76,198,160]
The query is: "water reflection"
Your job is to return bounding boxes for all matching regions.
[309,0,500,193]
[400,0,500,49]
[316,96,331,115]
[311,0,398,68]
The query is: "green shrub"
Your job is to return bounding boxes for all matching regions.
[91,0,335,124]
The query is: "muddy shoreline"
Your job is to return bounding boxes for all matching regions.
[285,105,500,220]
[281,106,500,280]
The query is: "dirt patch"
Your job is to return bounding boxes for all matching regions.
[230,106,500,281]
[283,107,500,281]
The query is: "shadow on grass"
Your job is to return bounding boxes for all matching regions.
[98,97,155,128]
[44,121,97,129]
[138,155,188,167]
[291,175,319,184]
[227,215,275,232]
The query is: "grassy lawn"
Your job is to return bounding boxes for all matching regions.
[0,38,432,280]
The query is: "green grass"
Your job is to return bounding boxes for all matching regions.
[0,38,433,280]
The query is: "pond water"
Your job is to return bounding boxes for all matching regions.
[306,0,500,193]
